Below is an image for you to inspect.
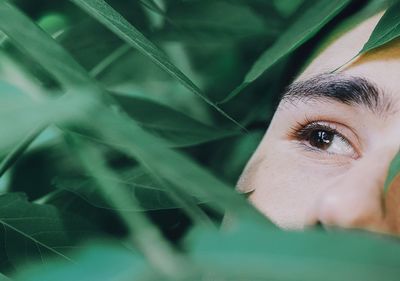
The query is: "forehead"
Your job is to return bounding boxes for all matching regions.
[297,12,400,107]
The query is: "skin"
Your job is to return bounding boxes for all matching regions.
[238,13,400,234]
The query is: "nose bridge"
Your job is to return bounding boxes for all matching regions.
[312,150,396,230]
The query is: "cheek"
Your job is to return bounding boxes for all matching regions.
[246,142,339,229]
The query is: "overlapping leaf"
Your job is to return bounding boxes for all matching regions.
[113,93,239,147]
[187,222,400,281]
[360,1,400,54]
[69,0,244,129]
[222,0,351,102]
[0,193,95,272]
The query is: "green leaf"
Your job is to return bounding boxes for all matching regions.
[187,221,400,280]
[0,0,96,89]
[0,89,96,153]
[78,104,261,220]
[14,242,150,281]
[0,193,95,272]
[384,152,400,193]
[359,1,400,54]
[223,0,350,102]
[0,273,10,281]
[113,93,240,147]
[66,137,194,278]
[54,166,205,211]
[69,0,245,130]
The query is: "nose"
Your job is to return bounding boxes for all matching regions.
[308,150,399,234]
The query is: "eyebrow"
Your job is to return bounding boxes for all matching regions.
[281,73,394,116]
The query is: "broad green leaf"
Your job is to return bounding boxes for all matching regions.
[360,1,400,54]
[67,138,194,278]
[384,152,400,193]
[0,193,95,272]
[54,166,205,211]
[69,0,244,130]
[77,103,262,221]
[187,222,400,281]
[113,93,239,147]
[222,0,350,103]
[14,242,151,281]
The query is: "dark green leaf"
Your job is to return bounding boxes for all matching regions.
[0,193,95,272]
[54,166,205,211]
[360,1,400,54]
[223,0,350,102]
[79,104,261,220]
[113,93,239,147]
[0,0,96,89]
[69,0,245,130]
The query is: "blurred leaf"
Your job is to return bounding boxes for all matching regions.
[273,0,304,18]
[0,79,25,97]
[209,131,264,183]
[69,0,244,130]
[359,0,400,54]
[0,89,96,153]
[55,20,122,71]
[77,103,261,221]
[163,1,273,40]
[0,193,95,272]
[0,273,10,281]
[99,47,213,125]
[14,242,150,281]
[113,92,239,147]
[0,0,97,90]
[67,137,194,278]
[223,0,350,102]
[187,221,400,280]
[384,152,400,193]
[54,166,205,211]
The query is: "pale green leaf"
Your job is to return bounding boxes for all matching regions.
[188,221,400,280]
[14,242,150,281]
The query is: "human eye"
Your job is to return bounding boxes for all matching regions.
[291,121,360,159]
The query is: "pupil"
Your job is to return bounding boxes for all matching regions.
[310,130,333,149]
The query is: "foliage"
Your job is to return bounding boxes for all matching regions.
[0,0,398,280]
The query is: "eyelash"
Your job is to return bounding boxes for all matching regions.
[289,120,352,153]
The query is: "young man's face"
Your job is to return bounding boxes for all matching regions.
[238,13,400,234]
